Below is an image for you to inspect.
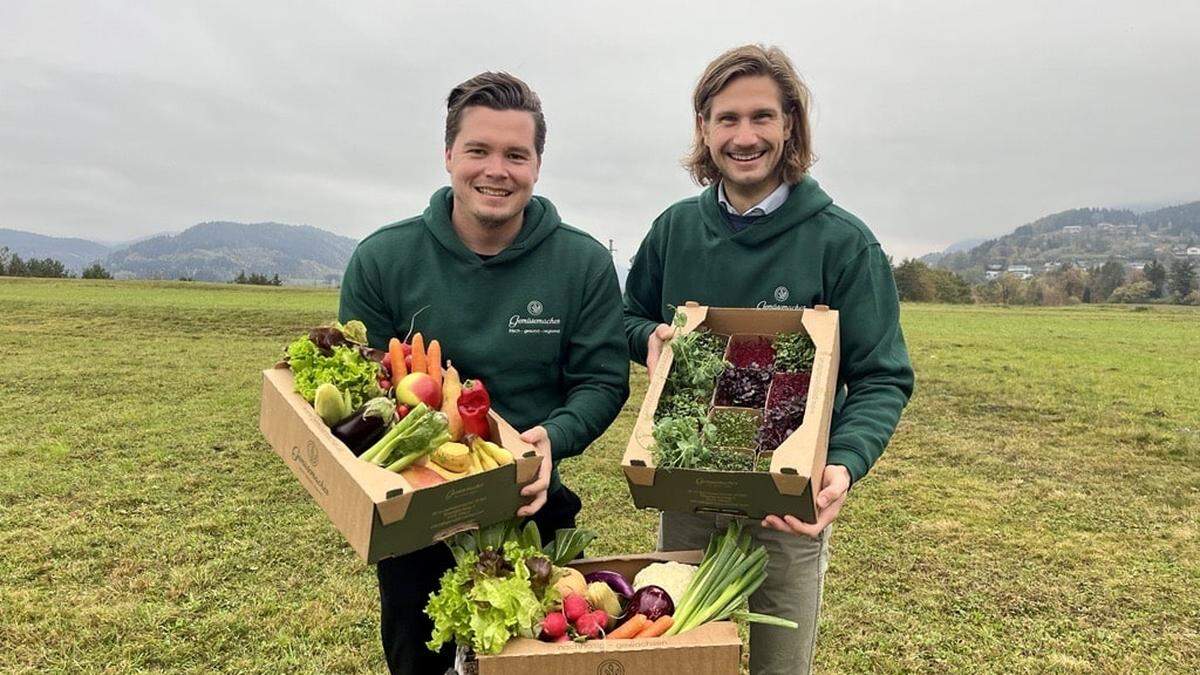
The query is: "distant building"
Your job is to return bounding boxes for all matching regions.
[1117,224,1138,232]
[1007,264,1033,280]
[1097,222,1115,231]
[985,263,1005,280]
[1189,246,1200,257]
[1043,261,1062,271]
[1128,261,1150,271]
[1062,225,1083,234]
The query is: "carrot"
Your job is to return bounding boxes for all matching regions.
[634,615,673,638]
[607,614,648,639]
[426,339,442,386]
[389,338,407,379]
[411,333,427,374]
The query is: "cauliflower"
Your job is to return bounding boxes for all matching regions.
[633,561,698,606]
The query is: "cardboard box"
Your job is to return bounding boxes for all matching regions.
[622,303,841,523]
[258,366,541,563]
[466,550,742,675]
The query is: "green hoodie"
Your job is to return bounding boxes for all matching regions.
[339,187,630,492]
[624,177,913,483]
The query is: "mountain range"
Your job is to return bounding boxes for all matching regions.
[1,222,358,284]
[0,228,114,272]
[0,220,633,288]
[922,201,1200,279]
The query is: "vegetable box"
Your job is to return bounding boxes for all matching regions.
[461,551,742,675]
[622,303,840,523]
[258,365,540,563]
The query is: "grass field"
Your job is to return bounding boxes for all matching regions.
[1,278,1197,673]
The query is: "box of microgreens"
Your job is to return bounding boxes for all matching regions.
[622,303,839,523]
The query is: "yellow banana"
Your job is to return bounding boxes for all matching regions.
[425,460,468,482]
[477,446,499,471]
[431,442,472,473]
[478,439,513,466]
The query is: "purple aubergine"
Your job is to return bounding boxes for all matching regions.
[626,584,674,621]
[332,411,385,455]
[332,397,396,455]
[584,570,635,599]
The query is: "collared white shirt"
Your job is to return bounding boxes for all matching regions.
[717,181,790,217]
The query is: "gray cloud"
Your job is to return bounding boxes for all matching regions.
[2,1,1198,260]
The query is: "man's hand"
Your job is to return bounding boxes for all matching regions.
[645,323,676,377]
[517,425,553,517]
[761,464,851,538]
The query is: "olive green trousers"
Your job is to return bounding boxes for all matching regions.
[659,512,832,675]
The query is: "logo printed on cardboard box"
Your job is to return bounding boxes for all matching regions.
[289,443,329,496]
[774,285,790,302]
[696,477,738,490]
[597,659,625,675]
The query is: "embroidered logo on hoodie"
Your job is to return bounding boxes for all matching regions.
[510,300,562,335]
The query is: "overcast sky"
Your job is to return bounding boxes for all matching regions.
[2,1,1198,260]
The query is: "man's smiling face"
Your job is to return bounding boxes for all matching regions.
[445,106,540,229]
[700,74,792,194]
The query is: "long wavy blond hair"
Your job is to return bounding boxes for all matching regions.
[685,45,815,186]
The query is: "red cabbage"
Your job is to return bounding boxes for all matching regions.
[626,584,674,621]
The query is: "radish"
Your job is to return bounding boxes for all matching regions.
[563,593,589,623]
[574,612,603,639]
[590,609,610,630]
[540,611,568,640]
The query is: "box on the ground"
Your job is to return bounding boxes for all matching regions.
[466,550,741,675]
[258,365,540,563]
[622,303,841,523]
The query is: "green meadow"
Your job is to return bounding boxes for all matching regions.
[1,278,1196,673]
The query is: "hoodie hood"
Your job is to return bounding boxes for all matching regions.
[698,175,834,246]
[423,186,563,266]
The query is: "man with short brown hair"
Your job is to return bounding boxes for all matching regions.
[624,45,914,674]
[340,71,629,674]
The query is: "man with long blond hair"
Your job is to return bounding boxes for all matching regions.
[623,45,914,673]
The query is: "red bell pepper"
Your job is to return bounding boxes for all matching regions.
[458,379,491,440]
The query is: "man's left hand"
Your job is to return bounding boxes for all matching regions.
[517,425,553,517]
[761,464,851,538]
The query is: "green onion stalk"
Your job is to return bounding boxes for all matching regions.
[665,521,798,636]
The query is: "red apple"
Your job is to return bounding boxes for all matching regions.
[397,372,441,408]
[399,465,446,489]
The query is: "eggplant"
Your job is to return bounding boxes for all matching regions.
[626,584,674,622]
[333,397,396,456]
[584,570,635,599]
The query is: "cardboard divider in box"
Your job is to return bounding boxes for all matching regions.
[258,365,540,563]
[466,550,741,675]
[622,302,840,523]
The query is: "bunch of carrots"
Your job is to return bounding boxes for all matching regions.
[386,333,443,386]
[606,614,674,639]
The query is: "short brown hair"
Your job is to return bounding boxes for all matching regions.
[445,72,547,156]
[685,45,815,186]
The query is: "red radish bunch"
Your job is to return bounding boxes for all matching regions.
[539,593,612,642]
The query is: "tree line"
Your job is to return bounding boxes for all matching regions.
[0,246,105,278]
[1,248,284,285]
[894,257,1200,305]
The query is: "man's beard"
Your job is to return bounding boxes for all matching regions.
[474,206,521,229]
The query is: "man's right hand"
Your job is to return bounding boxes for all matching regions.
[645,323,676,377]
